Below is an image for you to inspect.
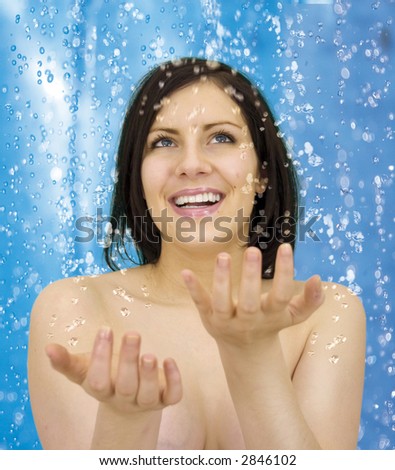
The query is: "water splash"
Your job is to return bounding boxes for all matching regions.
[329,355,340,365]
[48,314,57,327]
[1,0,394,452]
[120,307,131,317]
[67,337,79,347]
[326,334,347,350]
[310,331,319,345]
[65,316,86,333]
[113,286,134,302]
[141,285,150,298]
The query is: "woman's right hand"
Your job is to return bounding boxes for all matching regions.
[45,328,182,415]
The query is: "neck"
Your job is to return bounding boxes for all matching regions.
[145,240,248,305]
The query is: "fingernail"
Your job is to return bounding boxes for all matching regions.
[281,243,292,257]
[99,326,112,340]
[217,254,229,268]
[164,358,176,371]
[125,334,139,346]
[45,345,54,360]
[142,355,155,370]
[246,249,259,262]
[181,270,193,284]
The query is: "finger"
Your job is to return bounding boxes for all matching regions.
[181,269,212,317]
[161,358,183,406]
[137,354,160,408]
[115,332,140,399]
[45,344,89,385]
[288,275,325,324]
[212,253,233,318]
[85,327,113,398]
[237,247,262,315]
[262,243,294,312]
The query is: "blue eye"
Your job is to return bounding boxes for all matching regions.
[213,133,233,144]
[153,136,174,148]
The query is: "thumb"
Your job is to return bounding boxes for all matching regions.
[45,343,89,385]
[288,275,325,325]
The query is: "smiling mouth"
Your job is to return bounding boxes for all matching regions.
[173,192,222,209]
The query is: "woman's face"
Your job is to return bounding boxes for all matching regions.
[141,80,264,247]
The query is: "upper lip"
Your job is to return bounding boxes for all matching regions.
[169,187,224,201]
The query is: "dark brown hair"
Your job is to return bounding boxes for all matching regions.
[104,57,299,278]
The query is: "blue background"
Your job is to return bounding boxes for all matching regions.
[0,0,394,449]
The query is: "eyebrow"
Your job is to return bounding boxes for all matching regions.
[148,121,243,135]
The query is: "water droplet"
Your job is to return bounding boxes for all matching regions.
[120,307,131,317]
[341,302,349,309]
[144,302,152,309]
[186,104,206,121]
[334,292,342,301]
[113,286,126,296]
[68,337,78,347]
[141,285,150,298]
[71,297,79,305]
[332,315,340,323]
[310,331,319,344]
[113,286,134,302]
[49,314,57,327]
[307,351,315,357]
[50,167,62,182]
[326,334,347,350]
[329,355,340,364]
[65,316,86,332]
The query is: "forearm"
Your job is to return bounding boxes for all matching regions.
[91,404,162,450]
[218,336,321,450]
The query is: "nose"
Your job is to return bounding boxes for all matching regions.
[174,143,212,178]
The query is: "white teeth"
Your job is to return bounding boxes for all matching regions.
[174,192,221,207]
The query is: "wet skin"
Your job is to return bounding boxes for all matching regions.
[28,82,366,450]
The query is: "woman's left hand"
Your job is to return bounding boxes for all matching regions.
[181,244,325,350]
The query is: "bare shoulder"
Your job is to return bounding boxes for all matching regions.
[290,281,366,449]
[30,275,103,349]
[27,269,143,449]
[309,281,366,333]
[298,280,366,361]
[29,268,142,348]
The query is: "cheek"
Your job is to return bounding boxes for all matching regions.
[141,163,149,196]
[232,155,260,184]
[141,159,169,203]
[141,161,157,201]
[142,159,159,185]
[234,147,260,172]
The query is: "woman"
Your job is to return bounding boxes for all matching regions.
[28,57,366,450]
